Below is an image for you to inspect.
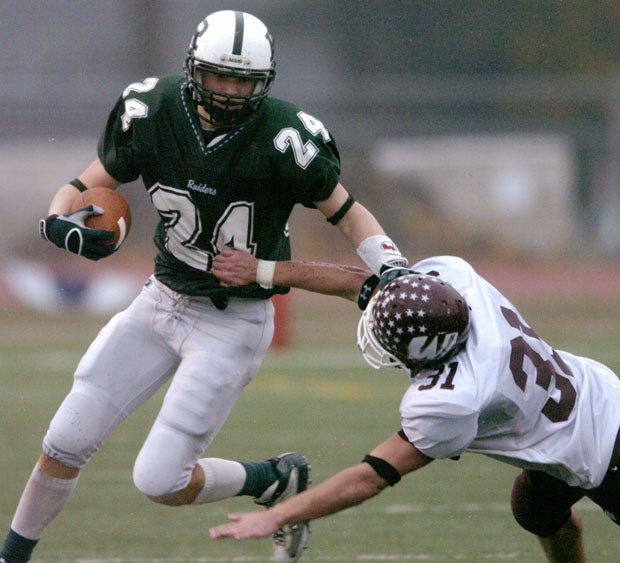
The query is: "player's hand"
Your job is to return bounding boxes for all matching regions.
[358,274,379,310]
[359,265,414,310]
[213,247,259,286]
[209,510,280,541]
[381,256,408,271]
[39,205,116,261]
[378,265,417,289]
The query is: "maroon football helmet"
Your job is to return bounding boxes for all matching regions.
[357,271,470,372]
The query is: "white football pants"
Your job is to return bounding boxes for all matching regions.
[42,276,274,496]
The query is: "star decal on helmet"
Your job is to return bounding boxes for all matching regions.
[374,276,443,349]
[361,272,470,371]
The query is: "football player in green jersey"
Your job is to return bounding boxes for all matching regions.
[2,9,406,563]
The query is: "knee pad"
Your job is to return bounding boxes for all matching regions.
[132,426,196,497]
[511,471,573,537]
[43,390,112,468]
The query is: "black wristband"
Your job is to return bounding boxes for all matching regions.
[326,193,355,225]
[69,178,88,192]
[362,454,401,486]
[357,274,380,311]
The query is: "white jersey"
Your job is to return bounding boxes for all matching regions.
[399,256,620,488]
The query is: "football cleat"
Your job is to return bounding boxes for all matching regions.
[271,522,310,563]
[254,452,311,562]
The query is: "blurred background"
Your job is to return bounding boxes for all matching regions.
[2,6,620,560]
[2,0,620,315]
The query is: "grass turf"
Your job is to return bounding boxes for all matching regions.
[0,292,619,562]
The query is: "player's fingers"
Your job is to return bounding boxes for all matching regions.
[209,527,225,539]
[212,262,231,283]
[227,513,242,522]
[209,515,241,539]
[213,251,235,272]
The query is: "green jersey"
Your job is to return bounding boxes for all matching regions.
[98,75,341,298]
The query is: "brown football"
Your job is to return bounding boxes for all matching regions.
[70,187,132,248]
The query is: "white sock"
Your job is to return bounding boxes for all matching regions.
[191,458,246,505]
[11,464,80,540]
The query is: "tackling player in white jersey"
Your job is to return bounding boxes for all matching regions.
[209,249,620,562]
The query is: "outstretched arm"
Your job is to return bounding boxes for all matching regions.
[209,433,432,541]
[213,247,371,301]
[314,183,407,274]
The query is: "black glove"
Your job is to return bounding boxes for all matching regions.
[358,265,418,310]
[39,205,116,261]
[381,257,408,271]
[378,265,417,290]
[357,274,380,310]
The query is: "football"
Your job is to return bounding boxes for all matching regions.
[70,187,132,248]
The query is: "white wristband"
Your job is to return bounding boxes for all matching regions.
[256,259,276,289]
[356,235,406,276]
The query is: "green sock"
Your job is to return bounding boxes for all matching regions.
[0,529,38,562]
[237,460,277,497]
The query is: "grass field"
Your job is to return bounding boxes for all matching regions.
[1,289,619,562]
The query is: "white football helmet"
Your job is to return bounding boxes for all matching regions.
[357,272,470,372]
[184,10,276,128]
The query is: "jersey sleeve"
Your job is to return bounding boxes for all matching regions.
[266,100,341,207]
[400,391,479,459]
[97,93,144,184]
[98,76,178,184]
[294,152,340,207]
[401,410,479,459]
